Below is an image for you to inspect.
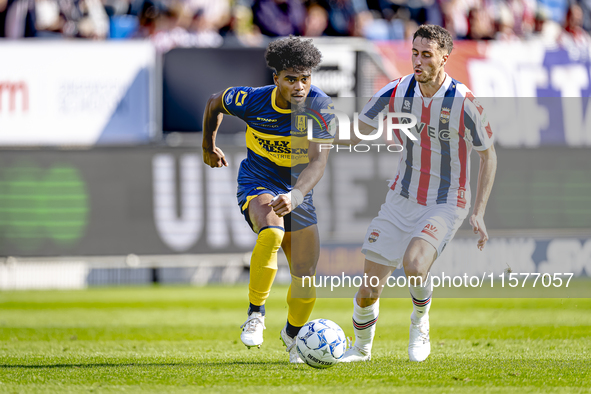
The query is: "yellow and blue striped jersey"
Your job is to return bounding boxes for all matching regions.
[222,85,334,180]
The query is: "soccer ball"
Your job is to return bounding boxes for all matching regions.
[296,319,347,368]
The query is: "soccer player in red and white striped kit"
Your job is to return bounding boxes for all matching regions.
[340,24,497,362]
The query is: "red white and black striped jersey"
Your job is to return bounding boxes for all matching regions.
[359,73,494,209]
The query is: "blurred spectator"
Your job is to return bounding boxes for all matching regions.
[1,0,589,43]
[251,0,306,36]
[30,0,109,39]
[78,0,110,39]
[2,0,36,37]
[576,0,591,32]
[466,6,494,39]
[149,1,192,52]
[0,0,5,36]
[441,0,481,38]
[185,8,224,47]
[149,0,226,53]
[559,3,591,47]
[537,0,568,24]
[305,2,328,36]
[504,0,535,37]
[406,0,441,25]
[136,0,160,37]
[315,0,369,36]
[220,3,266,47]
[494,2,519,40]
[104,0,139,39]
[187,0,230,32]
[361,4,409,39]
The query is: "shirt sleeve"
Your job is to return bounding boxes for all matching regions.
[463,97,494,151]
[221,86,254,120]
[307,96,335,143]
[358,82,398,129]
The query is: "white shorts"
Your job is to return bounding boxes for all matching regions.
[361,190,469,269]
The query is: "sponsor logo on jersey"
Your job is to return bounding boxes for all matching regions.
[402,118,453,141]
[368,229,380,243]
[440,107,451,124]
[403,100,411,110]
[256,117,277,122]
[252,134,307,155]
[421,224,438,240]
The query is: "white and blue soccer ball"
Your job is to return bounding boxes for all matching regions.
[296,319,347,368]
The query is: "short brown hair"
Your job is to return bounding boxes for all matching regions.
[413,25,454,55]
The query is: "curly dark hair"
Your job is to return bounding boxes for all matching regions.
[413,25,454,55]
[265,36,323,74]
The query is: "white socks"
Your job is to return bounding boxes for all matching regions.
[352,297,379,354]
[409,274,432,322]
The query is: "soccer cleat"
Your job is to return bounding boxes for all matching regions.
[340,345,371,362]
[280,327,304,364]
[240,312,265,349]
[408,314,430,362]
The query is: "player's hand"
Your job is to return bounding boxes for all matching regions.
[202,146,228,168]
[269,194,292,217]
[268,189,304,217]
[469,213,488,251]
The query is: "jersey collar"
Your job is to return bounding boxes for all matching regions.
[271,87,292,114]
[414,73,452,98]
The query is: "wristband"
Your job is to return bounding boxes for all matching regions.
[289,189,304,209]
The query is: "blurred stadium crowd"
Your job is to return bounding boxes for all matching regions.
[0,0,590,51]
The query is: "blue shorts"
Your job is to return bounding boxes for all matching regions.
[237,182,317,233]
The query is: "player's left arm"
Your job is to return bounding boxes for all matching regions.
[470,144,497,251]
[269,141,329,217]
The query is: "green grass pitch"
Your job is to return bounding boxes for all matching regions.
[0,285,589,393]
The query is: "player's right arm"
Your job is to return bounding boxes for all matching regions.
[202,91,231,168]
[333,80,401,146]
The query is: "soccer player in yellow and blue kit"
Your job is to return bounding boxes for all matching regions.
[202,36,334,363]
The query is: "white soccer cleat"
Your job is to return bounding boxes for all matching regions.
[408,314,430,362]
[340,345,371,362]
[240,312,265,349]
[280,327,304,364]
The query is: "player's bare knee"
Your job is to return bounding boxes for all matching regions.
[356,295,378,308]
[357,287,380,306]
[403,260,429,284]
[290,265,315,278]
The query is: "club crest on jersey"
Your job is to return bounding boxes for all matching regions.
[296,115,308,133]
[368,230,380,243]
[403,100,411,110]
[440,107,451,124]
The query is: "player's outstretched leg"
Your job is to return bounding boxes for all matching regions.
[280,226,319,363]
[342,258,392,362]
[241,195,285,349]
[404,238,436,362]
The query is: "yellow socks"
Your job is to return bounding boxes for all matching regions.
[248,226,284,307]
[286,274,316,327]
